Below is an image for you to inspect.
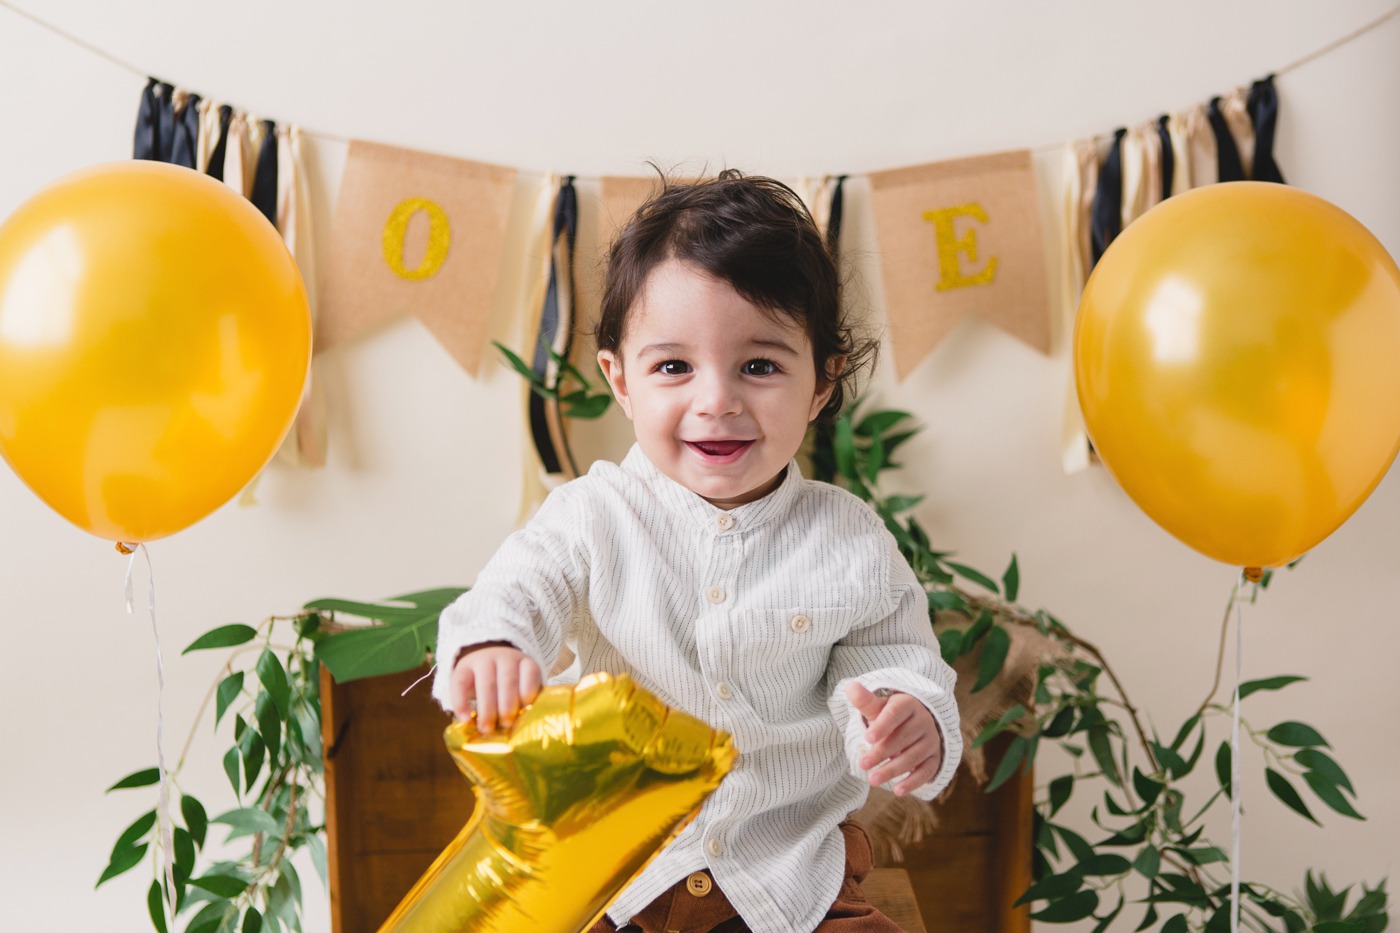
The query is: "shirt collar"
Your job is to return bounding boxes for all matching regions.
[620,444,803,534]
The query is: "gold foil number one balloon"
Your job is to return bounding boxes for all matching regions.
[380,672,737,933]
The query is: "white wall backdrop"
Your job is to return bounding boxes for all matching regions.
[1,2,1397,931]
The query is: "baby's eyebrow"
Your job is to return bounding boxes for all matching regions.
[748,337,800,355]
[635,342,686,357]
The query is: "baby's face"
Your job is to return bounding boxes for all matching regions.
[598,259,832,509]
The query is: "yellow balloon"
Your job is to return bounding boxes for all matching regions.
[1075,182,1400,570]
[0,161,310,542]
[381,672,737,933]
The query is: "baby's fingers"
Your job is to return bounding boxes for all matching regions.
[892,756,942,797]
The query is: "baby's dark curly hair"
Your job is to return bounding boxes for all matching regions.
[596,169,875,423]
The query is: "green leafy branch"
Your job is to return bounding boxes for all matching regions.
[99,586,470,933]
[493,339,613,477]
[100,613,327,933]
[815,400,1387,932]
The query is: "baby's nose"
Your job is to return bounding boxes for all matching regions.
[693,373,742,416]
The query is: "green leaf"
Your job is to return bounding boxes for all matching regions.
[1054,824,1096,862]
[1042,705,1076,739]
[310,588,467,682]
[1295,748,1355,795]
[1303,771,1364,820]
[492,340,538,382]
[96,841,148,887]
[862,431,887,484]
[181,795,208,850]
[1047,775,1073,816]
[190,873,250,898]
[113,809,156,853]
[563,394,612,419]
[1014,869,1084,907]
[243,907,263,933]
[1031,889,1099,923]
[1161,916,1188,933]
[307,833,329,885]
[833,415,856,480]
[986,735,1028,792]
[962,610,993,648]
[183,624,259,654]
[945,561,999,594]
[935,628,964,661]
[1169,713,1202,752]
[1087,723,1121,786]
[1132,768,1163,808]
[1002,554,1020,602]
[854,408,914,437]
[927,590,965,613]
[1266,721,1329,748]
[1238,674,1306,700]
[147,879,169,933]
[223,747,242,797]
[1080,854,1131,876]
[1091,895,1125,933]
[972,624,1010,692]
[1266,767,1320,825]
[1149,741,1189,779]
[173,827,196,877]
[240,729,266,793]
[1133,846,1161,880]
[1215,741,1232,799]
[1175,846,1229,866]
[107,767,160,791]
[882,494,925,514]
[213,806,282,840]
[215,672,244,727]
[256,691,282,764]
[256,650,291,718]
[186,899,238,933]
[973,704,1026,749]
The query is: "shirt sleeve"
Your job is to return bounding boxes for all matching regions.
[825,537,962,800]
[431,484,589,712]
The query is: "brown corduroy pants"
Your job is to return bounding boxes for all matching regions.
[589,820,905,933]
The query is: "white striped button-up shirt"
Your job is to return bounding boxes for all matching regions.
[433,445,962,932]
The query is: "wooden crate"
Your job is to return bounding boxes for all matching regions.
[322,666,1031,932]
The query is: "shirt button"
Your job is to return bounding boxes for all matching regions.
[705,585,726,604]
[789,613,811,634]
[716,682,733,701]
[715,513,734,531]
[686,872,713,897]
[706,837,723,858]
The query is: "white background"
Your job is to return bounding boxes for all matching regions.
[1,1,1397,930]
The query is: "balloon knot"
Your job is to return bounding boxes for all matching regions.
[115,542,134,555]
[1242,567,1264,583]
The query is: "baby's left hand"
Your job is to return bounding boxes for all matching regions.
[846,682,944,797]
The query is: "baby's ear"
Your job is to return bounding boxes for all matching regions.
[597,349,633,420]
[809,355,845,421]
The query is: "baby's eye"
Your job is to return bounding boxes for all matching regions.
[656,360,691,376]
[741,359,779,376]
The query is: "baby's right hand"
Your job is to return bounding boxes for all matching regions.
[448,641,542,733]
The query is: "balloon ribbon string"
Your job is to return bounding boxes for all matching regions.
[123,543,178,920]
[1230,573,1245,933]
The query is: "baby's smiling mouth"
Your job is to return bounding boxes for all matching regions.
[687,440,752,458]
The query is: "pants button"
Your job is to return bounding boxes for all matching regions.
[685,871,713,897]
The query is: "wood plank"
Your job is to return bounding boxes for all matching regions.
[863,868,928,933]
[322,665,475,933]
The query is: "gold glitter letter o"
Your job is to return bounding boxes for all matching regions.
[382,198,451,280]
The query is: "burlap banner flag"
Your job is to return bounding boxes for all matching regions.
[870,150,1050,379]
[319,140,517,375]
[572,175,666,331]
